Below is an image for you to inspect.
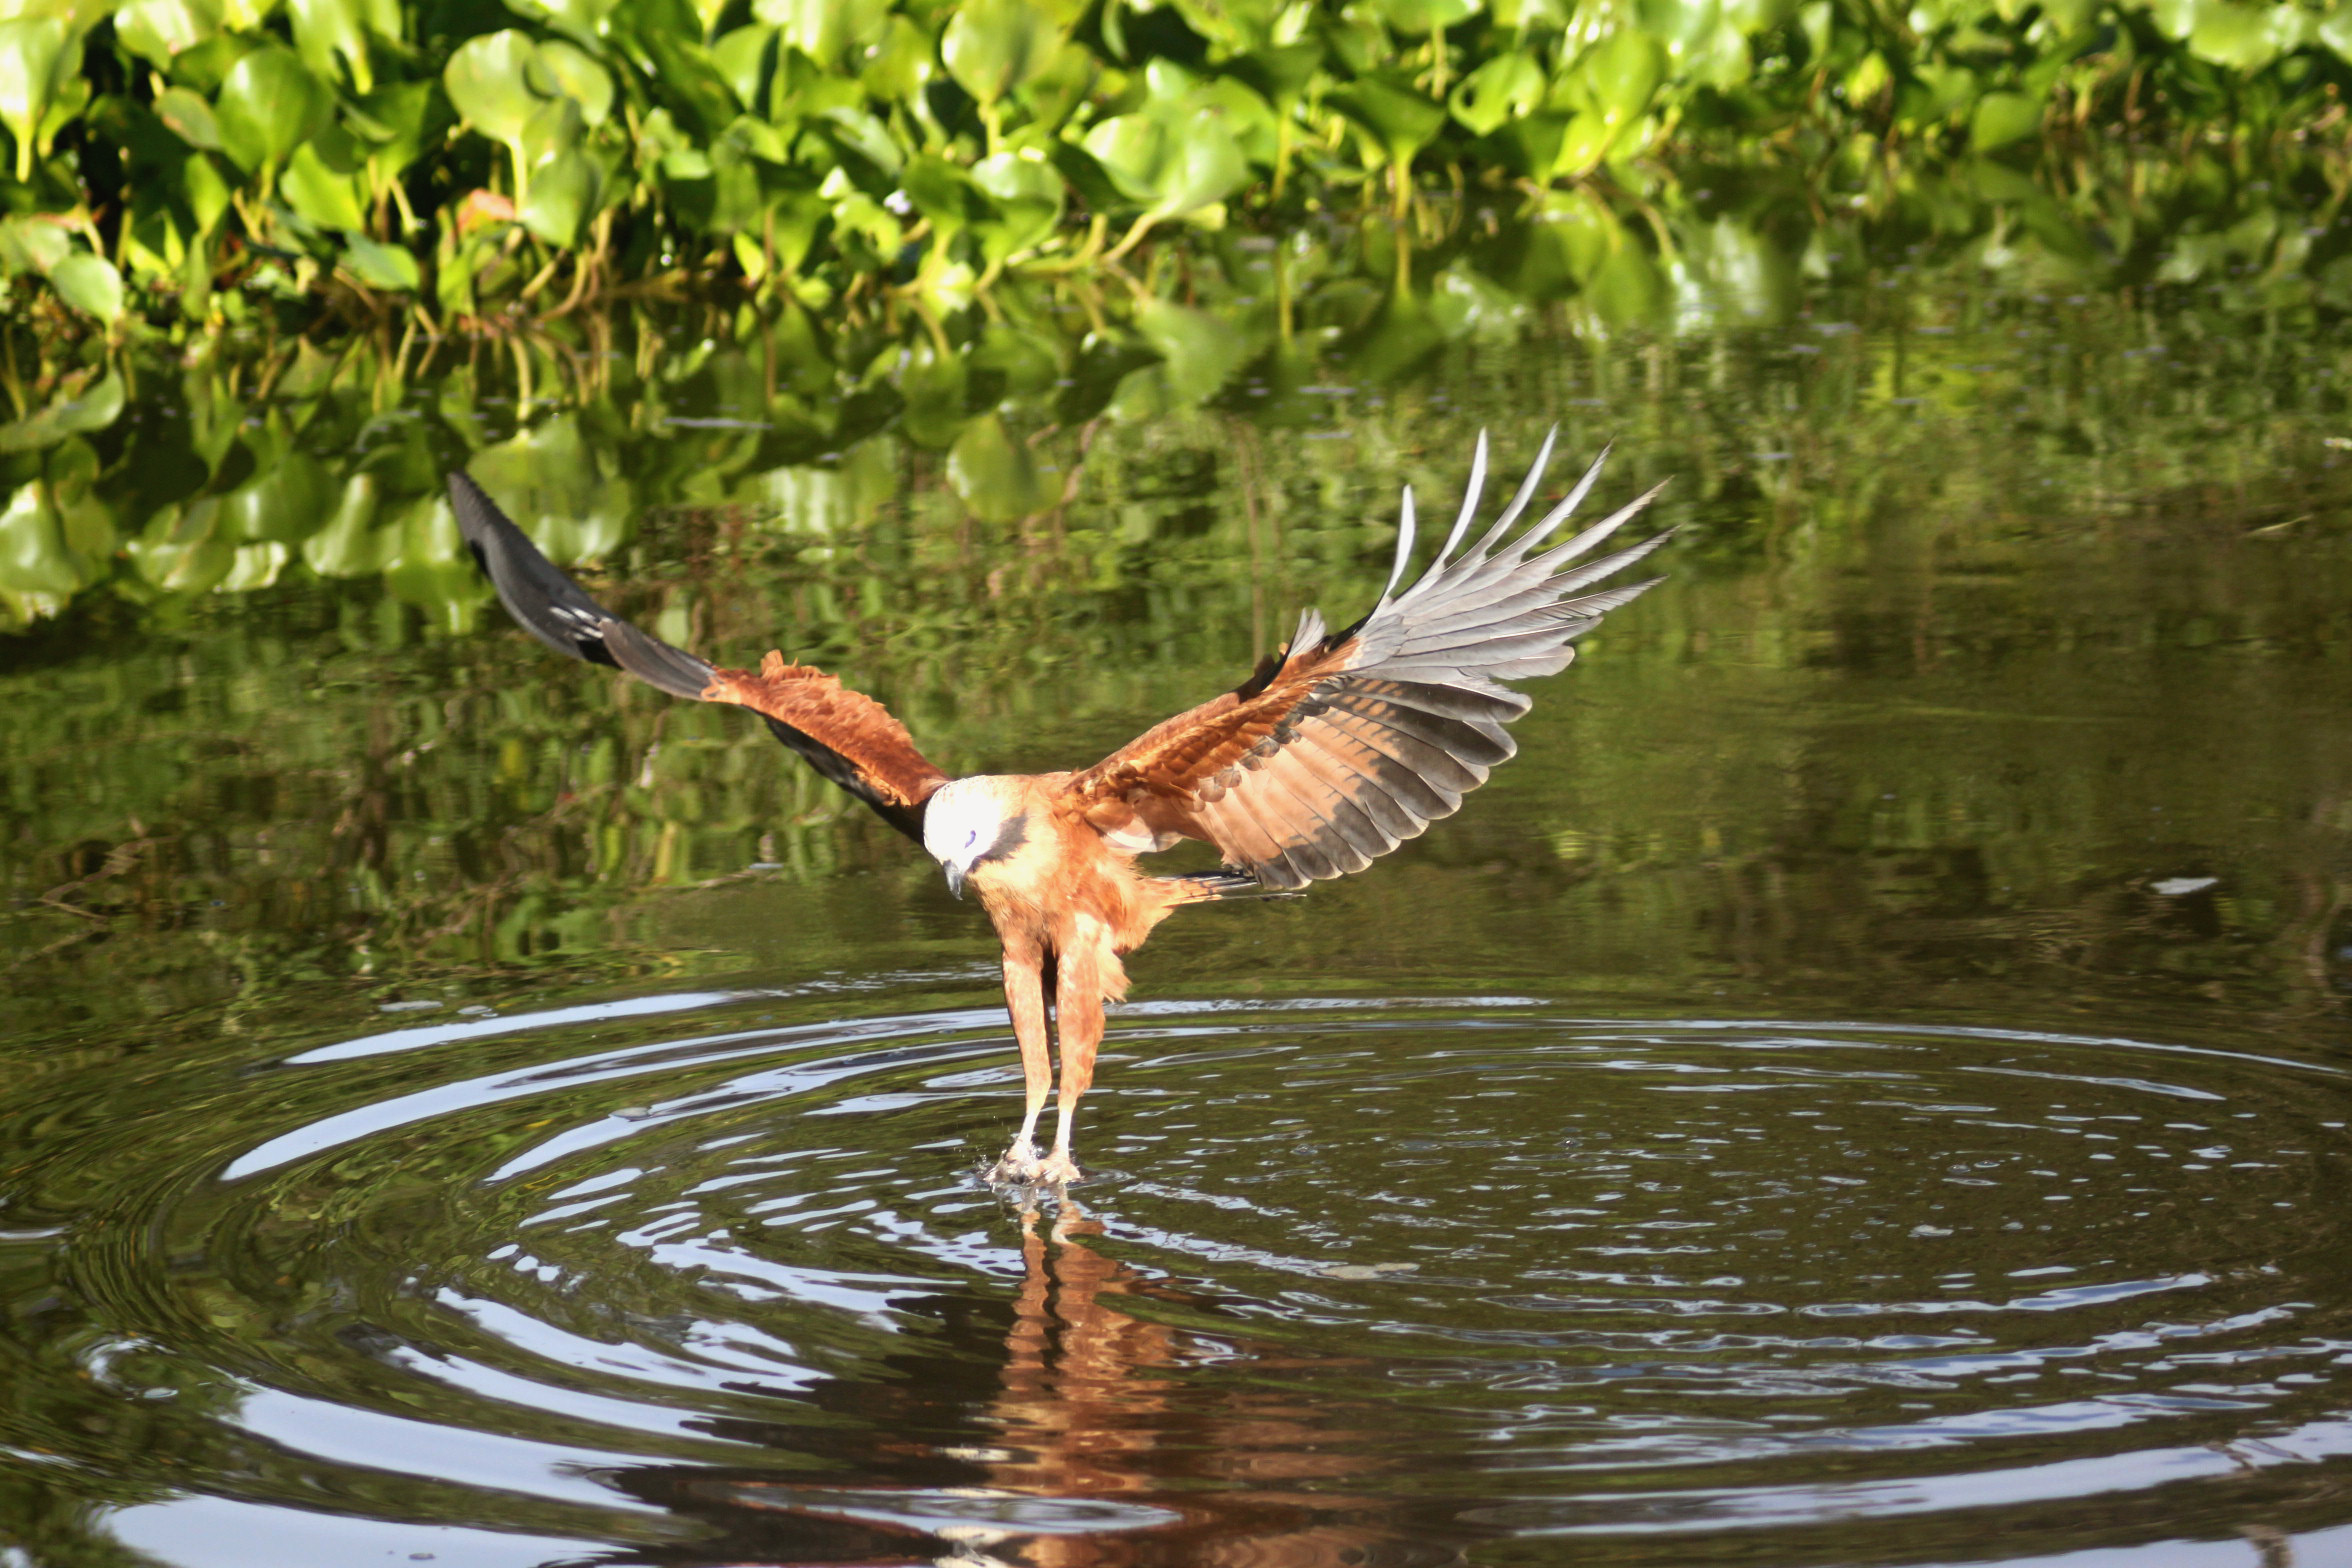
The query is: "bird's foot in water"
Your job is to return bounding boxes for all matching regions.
[1029,1148,1084,1187]
[986,1139,1044,1186]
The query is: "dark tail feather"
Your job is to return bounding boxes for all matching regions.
[447,472,715,701]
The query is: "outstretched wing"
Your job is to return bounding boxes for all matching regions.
[448,472,950,840]
[1059,434,1670,890]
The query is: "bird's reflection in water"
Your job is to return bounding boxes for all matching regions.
[608,1202,1472,1567]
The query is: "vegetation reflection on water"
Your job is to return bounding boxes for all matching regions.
[8,181,2352,1565]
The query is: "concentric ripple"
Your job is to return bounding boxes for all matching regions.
[10,982,2352,1566]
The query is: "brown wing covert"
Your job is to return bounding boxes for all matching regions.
[1063,433,1671,889]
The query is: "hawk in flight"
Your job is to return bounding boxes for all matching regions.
[449,435,1669,1186]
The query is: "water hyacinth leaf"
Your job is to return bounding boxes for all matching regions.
[301,472,392,576]
[48,253,123,324]
[443,29,540,150]
[942,0,1066,105]
[1969,88,2041,151]
[282,139,369,230]
[971,150,1063,256]
[339,234,419,290]
[756,0,889,68]
[1083,103,1249,217]
[1326,70,1447,167]
[535,39,614,125]
[0,482,79,594]
[215,46,329,173]
[521,145,599,246]
[0,370,122,453]
[0,18,70,182]
[1449,50,1544,136]
[349,79,440,174]
[2189,2,2304,71]
[129,498,234,593]
[710,24,775,111]
[0,215,69,276]
[155,85,223,150]
[1228,40,1322,106]
[225,451,334,544]
[1581,30,1667,121]
[948,413,1057,521]
[114,0,223,68]
[287,0,374,90]
[1367,0,1479,33]
[183,150,232,234]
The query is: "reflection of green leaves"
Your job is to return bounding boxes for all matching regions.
[948,414,1057,521]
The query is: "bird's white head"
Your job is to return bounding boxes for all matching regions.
[921,776,1031,899]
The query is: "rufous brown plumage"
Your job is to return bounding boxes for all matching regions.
[449,433,1670,1185]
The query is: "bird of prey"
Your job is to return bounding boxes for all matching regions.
[448,435,1669,1186]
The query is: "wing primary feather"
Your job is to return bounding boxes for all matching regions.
[1453,427,1568,565]
[1510,442,1617,558]
[1378,485,1419,605]
[1432,430,1489,569]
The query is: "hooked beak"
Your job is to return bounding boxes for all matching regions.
[943,862,967,900]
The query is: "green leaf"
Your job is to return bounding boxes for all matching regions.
[339,233,418,290]
[1327,70,1448,167]
[0,215,69,277]
[521,145,600,246]
[114,0,223,69]
[1969,88,2041,151]
[1580,30,1667,121]
[0,370,121,453]
[224,450,333,544]
[282,136,369,230]
[948,414,1057,521]
[287,0,375,91]
[1449,51,1544,137]
[756,0,890,67]
[535,39,615,126]
[1366,0,1480,33]
[2189,2,2304,71]
[443,29,540,150]
[0,18,71,182]
[1083,103,1249,217]
[214,46,329,174]
[49,253,123,324]
[155,85,223,150]
[942,0,1066,106]
[301,473,395,577]
[0,482,80,594]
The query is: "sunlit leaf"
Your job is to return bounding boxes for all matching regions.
[942,0,1066,106]
[521,145,600,247]
[1449,50,1543,137]
[339,234,419,290]
[443,29,540,150]
[1969,89,2041,151]
[49,253,123,324]
[214,45,329,174]
[1326,70,1447,168]
[0,17,71,182]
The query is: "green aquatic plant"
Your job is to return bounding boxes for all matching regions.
[0,0,2342,328]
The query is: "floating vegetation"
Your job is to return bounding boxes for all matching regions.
[0,0,2348,328]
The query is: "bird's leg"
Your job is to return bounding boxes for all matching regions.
[988,946,1054,1185]
[1033,937,1105,1187]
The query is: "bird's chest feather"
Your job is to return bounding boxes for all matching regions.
[973,815,1158,955]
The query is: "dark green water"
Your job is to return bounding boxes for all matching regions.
[10,195,2352,1566]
